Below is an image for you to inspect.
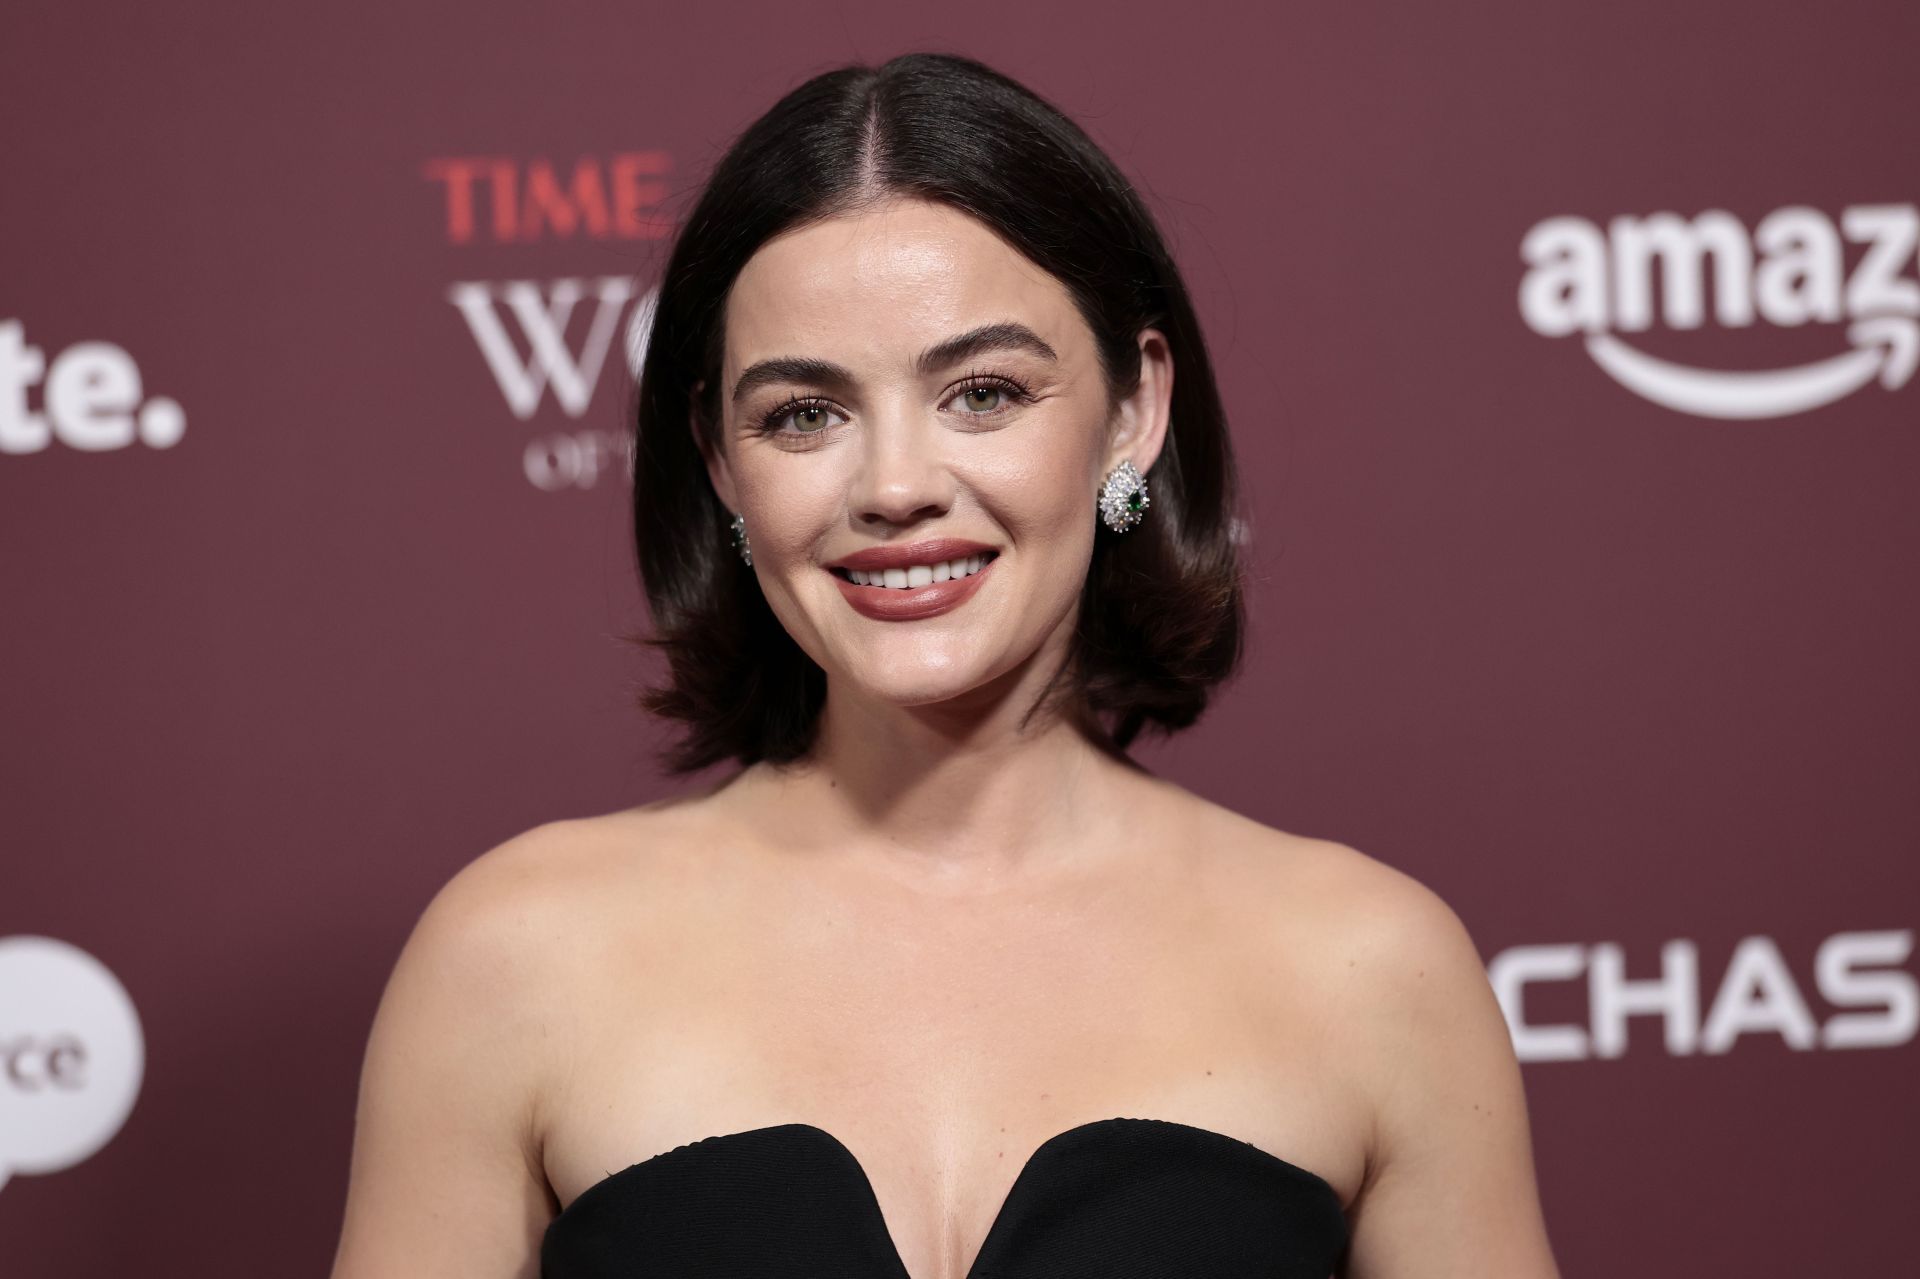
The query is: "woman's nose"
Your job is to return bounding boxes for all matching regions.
[847,414,956,528]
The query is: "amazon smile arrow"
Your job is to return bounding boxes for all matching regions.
[1583,316,1919,420]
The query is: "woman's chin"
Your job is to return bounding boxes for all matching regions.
[823,645,1024,712]
[841,668,995,710]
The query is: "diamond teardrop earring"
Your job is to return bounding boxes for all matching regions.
[729,512,753,566]
[1098,459,1150,533]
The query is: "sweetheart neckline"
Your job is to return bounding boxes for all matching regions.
[547,1115,1346,1279]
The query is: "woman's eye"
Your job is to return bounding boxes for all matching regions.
[953,381,1024,415]
[760,399,844,434]
[757,379,1025,436]
[960,386,1003,412]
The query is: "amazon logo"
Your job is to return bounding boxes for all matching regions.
[1518,204,1918,419]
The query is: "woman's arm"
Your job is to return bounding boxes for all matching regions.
[1339,864,1562,1279]
[328,832,565,1279]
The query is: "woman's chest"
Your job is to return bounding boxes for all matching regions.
[534,882,1368,1277]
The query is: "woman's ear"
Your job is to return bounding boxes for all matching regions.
[1103,327,1173,478]
[690,377,740,511]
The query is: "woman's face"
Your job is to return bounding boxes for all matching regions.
[705,196,1169,712]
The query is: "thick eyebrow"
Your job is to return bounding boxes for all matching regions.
[729,320,1059,405]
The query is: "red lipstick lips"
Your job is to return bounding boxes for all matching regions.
[826,538,996,572]
[825,539,999,621]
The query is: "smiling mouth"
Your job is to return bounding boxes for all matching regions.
[828,550,999,589]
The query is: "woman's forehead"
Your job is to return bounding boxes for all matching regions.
[724,200,1084,377]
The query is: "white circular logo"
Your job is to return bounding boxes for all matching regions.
[0,935,145,1192]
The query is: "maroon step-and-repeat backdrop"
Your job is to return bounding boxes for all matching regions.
[4,3,1916,1274]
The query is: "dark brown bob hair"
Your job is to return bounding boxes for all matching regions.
[632,51,1244,774]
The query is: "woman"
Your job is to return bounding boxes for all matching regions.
[331,52,1560,1279]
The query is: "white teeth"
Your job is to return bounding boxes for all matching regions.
[841,554,995,589]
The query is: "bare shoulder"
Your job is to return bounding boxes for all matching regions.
[329,823,572,1278]
[329,800,719,1279]
[1176,788,1502,1077]
[391,795,735,1088]
[1150,786,1558,1274]
[387,818,609,1008]
[1153,782,1483,989]
[1156,789,1560,1276]
[424,794,725,941]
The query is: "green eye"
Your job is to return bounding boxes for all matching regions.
[950,375,1032,417]
[756,396,843,435]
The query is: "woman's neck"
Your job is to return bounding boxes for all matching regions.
[722,668,1141,892]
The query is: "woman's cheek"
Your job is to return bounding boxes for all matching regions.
[738,454,841,557]
[974,431,1099,536]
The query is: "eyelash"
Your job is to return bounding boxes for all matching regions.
[751,370,1036,437]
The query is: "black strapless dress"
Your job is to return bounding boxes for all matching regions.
[541,1116,1349,1278]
